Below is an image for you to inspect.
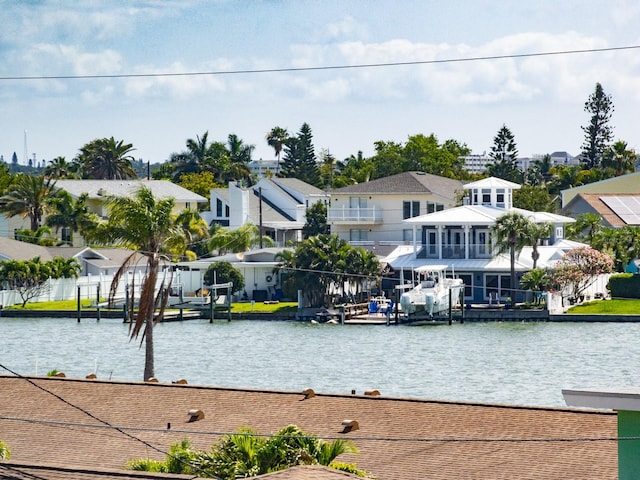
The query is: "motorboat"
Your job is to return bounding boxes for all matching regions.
[399,266,464,317]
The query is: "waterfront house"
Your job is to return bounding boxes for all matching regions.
[201,177,329,247]
[175,247,288,301]
[8,179,208,246]
[0,375,617,479]
[399,177,576,303]
[328,171,465,247]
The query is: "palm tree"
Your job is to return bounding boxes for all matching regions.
[209,223,274,255]
[492,212,531,299]
[100,186,186,380]
[78,137,137,180]
[173,208,210,259]
[602,140,637,177]
[566,212,603,245]
[0,174,58,231]
[524,222,553,269]
[266,126,289,174]
[46,192,99,245]
[45,156,78,179]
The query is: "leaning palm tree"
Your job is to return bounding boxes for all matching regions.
[0,174,58,231]
[99,186,186,380]
[492,212,531,299]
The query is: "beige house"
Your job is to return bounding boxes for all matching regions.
[561,171,640,207]
[37,179,207,246]
[328,171,465,246]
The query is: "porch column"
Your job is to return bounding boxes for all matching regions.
[464,225,470,259]
[437,225,443,260]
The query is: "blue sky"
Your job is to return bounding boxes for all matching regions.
[1,0,639,166]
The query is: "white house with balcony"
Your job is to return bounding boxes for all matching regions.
[396,177,578,303]
[201,177,329,247]
[327,171,465,249]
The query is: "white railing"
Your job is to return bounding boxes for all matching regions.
[327,205,383,223]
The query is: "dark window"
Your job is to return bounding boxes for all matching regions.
[403,201,420,219]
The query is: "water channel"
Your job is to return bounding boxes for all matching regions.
[1,317,638,408]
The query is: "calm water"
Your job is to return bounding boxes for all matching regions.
[1,317,638,408]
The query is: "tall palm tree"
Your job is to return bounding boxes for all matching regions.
[524,222,553,269]
[492,212,531,299]
[266,126,289,174]
[78,137,137,180]
[101,186,186,380]
[0,174,58,231]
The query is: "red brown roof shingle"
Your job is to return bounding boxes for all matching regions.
[0,375,617,479]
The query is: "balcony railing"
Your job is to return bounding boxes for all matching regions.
[422,243,494,259]
[327,206,383,224]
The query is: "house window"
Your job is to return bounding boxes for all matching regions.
[496,189,505,208]
[482,189,491,205]
[458,274,473,298]
[350,229,368,242]
[555,226,563,239]
[216,199,224,217]
[403,229,414,242]
[185,202,191,210]
[61,227,72,245]
[403,201,420,219]
[425,229,437,256]
[426,201,444,213]
[485,274,511,299]
[349,197,367,208]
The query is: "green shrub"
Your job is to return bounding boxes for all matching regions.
[607,273,640,298]
[0,440,11,461]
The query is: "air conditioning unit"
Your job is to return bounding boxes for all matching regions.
[265,273,276,285]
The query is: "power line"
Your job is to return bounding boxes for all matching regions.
[0,413,624,444]
[1,45,638,81]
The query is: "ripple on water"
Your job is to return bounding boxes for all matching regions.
[2,318,640,407]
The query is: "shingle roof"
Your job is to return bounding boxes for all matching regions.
[55,180,207,204]
[0,375,617,480]
[270,177,327,197]
[564,193,639,227]
[255,465,364,479]
[329,172,464,200]
[0,462,195,479]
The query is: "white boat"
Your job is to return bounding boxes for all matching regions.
[399,266,464,317]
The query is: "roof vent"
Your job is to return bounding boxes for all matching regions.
[341,419,359,433]
[188,409,205,422]
[364,389,380,396]
[302,388,315,399]
[172,378,188,384]
[86,373,97,379]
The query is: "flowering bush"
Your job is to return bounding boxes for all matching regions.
[550,247,614,302]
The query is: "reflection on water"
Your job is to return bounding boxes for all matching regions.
[2,317,640,407]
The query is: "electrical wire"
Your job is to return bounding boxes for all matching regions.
[1,45,638,81]
[0,413,625,444]
[0,363,203,480]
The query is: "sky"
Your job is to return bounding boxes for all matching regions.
[1,0,639,167]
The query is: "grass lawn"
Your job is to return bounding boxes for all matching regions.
[567,299,640,314]
[6,299,299,314]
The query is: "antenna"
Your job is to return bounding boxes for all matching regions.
[23,130,28,165]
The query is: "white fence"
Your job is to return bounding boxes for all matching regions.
[0,269,181,308]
